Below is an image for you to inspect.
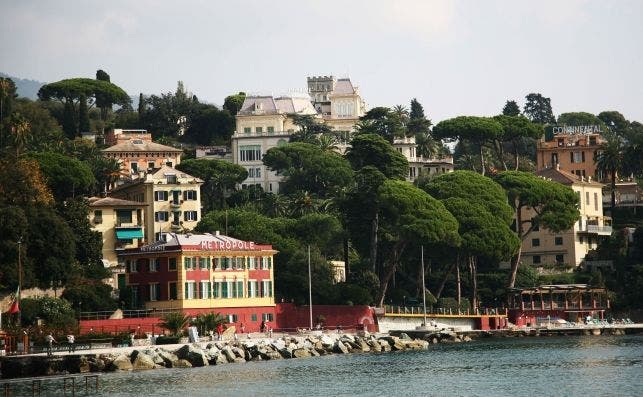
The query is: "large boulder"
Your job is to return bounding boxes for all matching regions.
[173,359,193,368]
[333,341,349,354]
[222,346,237,363]
[320,335,335,348]
[368,339,382,352]
[292,348,312,359]
[132,352,157,370]
[157,349,180,368]
[175,344,209,367]
[111,354,133,371]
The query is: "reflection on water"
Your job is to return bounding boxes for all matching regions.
[13,335,643,397]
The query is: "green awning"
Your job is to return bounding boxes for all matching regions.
[116,228,144,239]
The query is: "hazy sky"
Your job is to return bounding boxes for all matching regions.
[2,0,642,123]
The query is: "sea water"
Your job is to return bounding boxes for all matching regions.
[17,335,643,396]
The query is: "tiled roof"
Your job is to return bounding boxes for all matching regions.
[536,167,603,186]
[238,96,278,115]
[102,140,182,153]
[88,196,147,207]
[239,96,317,116]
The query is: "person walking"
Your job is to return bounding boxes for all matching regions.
[45,333,56,357]
[216,323,223,341]
[66,334,75,353]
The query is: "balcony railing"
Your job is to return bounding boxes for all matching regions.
[586,225,612,235]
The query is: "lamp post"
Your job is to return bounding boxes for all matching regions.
[17,237,23,327]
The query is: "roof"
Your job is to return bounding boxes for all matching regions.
[102,140,182,153]
[535,167,603,187]
[88,197,147,207]
[120,232,276,254]
[332,78,355,95]
[238,95,317,116]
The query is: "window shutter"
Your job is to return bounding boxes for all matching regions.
[582,151,585,162]
[570,152,574,163]
[184,282,188,299]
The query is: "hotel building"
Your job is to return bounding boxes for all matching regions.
[119,232,277,328]
[520,166,612,268]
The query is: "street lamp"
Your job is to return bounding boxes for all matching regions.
[17,237,23,327]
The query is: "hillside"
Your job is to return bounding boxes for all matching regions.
[0,72,46,100]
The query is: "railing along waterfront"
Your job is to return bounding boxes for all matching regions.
[382,305,505,316]
[79,308,182,320]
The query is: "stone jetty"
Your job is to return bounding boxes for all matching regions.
[0,333,431,379]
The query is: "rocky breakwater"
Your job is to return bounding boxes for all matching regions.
[0,334,429,379]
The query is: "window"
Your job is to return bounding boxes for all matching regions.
[261,281,273,297]
[155,211,169,222]
[184,257,194,270]
[594,192,598,211]
[251,313,258,322]
[149,283,160,301]
[148,161,155,170]
[169,258,177,271]
[213,281,221,298]
[223,281,231,298]
[213,257,221,270]
[150,258,160,272]
[255,127,263,133]
[128,260,137,273]
[199,257,210,270]
[248,168,255,178]
[200,281,211,299]
[184,282,196,299]
[155,232,167,242]
[239,145,262,162]
[243,127,251,133]
[116,209,132,225]
[154,191,168,201]
[247,280,258,298]
[261,257,272,269]
[576,191,582,209]
[571,152,584,163]
[166,174,177,184]
[169,282,177,300]
[228,314,239,323]
[555,254,564,263]
[262,313,274,322]
[255,167,261,178]
[184,211,198,221]
[131,162,138,173]
[93,210,102,224]
[532,255,541,265]
[267,126,274,134]
[532,238,540,247]
[172,211,181,225]
[184,190,198,200]
[237,281,244,298]
[248,257,256,270]
[531,218,539,232]
[555,237,563,246]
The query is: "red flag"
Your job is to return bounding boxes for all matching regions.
[7,286,19,314]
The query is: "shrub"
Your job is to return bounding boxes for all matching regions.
[159,312,190,336]
[155,335,180,345]
[20,296,76,331]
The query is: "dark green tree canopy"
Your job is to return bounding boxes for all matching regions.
[176,158,247,210]
[523,93,555,124]
[433,116,503,144]
[28,152,96,201]
[223,92,246,115]
[345,134,408,179]
[494,115,543,141]
[557,112,605,128]
[598,111,629,135]
[419,170,514,224]
[263,142,354,198]
[357,107,406,143]
[502,100,521,116]
[289,114,331,144]
[38,78,131,108]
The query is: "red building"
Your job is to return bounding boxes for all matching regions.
[118,232,277,332]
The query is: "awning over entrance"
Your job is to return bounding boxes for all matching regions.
[116,228,144,239]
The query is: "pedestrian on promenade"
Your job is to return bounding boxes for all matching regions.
[66,334,75,353]
[45,333,56,357]
[240,323,246,334]
[216,323,223,340]
[260,320,266,333]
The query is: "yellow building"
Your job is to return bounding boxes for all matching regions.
[119,232,277,330]
[108,165,203,243]
[521,166,612,268]
[88,196,148,290]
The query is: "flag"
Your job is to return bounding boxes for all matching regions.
[7,286,19,314]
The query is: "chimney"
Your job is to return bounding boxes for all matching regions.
[215,230,220,236]
[588,176,592,183]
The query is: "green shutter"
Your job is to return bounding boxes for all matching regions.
[238,281,244,298]
[184,282,188,299]
[222,282,228,298]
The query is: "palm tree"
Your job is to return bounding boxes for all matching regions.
[191,312,226,336]
[595,136,624,214]
[392,104,409,127]
[9,113,30,157]
[415,130,441,159]
[318,133,339,153]
[160,312,190,336]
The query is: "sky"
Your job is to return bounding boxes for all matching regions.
[2,0,642,123]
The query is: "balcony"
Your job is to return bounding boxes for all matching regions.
[579,224,612,235]
[170,201,182,209]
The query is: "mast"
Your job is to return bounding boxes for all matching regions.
[308,245,313,330]
[421,245,427,326]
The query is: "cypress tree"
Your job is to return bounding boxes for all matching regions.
[78,94,90,133]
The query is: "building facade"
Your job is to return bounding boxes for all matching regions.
[231,95,319,192]
[109,165,203,243]
[393,136,454,181]
[105,128,153,146]
[520,166,612,268]
[88,197,148,291]
[102,139,183,177]
[535,125,606,180]
[307,76,366,133]
[119,232,277,328]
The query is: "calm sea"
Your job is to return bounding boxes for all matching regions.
[20,335,643,396]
